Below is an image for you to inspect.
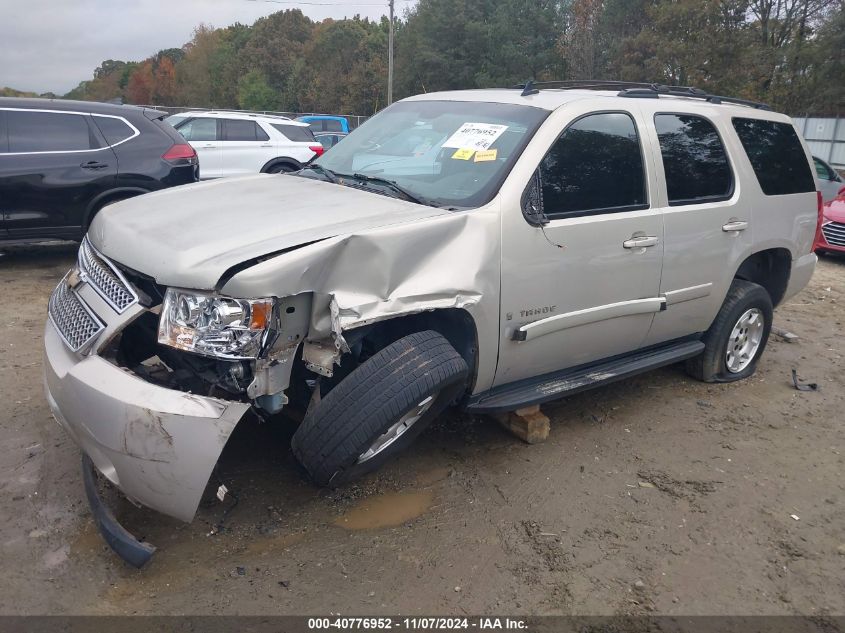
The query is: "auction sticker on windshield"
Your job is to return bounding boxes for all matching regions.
[442,122,508,151]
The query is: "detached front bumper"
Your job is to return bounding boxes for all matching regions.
[44,318,250,522]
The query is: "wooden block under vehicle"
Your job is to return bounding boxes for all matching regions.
[493,405,550,444]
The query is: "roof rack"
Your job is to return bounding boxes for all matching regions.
[512,80,771,110]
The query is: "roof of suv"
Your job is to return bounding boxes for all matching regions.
[178,111,310,126]
[0,97,164,120]
[406,86,786,119]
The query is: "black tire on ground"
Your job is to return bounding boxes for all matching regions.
[685,279,773,383]
[291,330,469,487]
[267,163,296,174]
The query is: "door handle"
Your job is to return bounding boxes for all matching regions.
[623,235,659,249]
[722,220,749,232]
[80,161,107,169]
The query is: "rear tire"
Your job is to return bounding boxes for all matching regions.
[267,163,296,174]
[685,279,773,383]
[291,330,468,487]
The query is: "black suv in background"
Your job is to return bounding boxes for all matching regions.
[0,98,199,243]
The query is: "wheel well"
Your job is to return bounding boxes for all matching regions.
[347,309,479,394]
[261,158,302,173]
[734,248,792,307]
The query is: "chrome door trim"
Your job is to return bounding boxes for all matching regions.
[661,282,713,306]
[514,297,666,342]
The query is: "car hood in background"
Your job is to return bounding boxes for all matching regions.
[88,174,448,290]
[823,196,845,224]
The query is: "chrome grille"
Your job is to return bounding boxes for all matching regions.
[822,221,845,247]
[48,278,105,352]
[78,238,138,313]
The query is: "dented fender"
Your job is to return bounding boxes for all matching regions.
[221,204,503,392]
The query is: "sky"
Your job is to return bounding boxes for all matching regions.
[0,0,410,94]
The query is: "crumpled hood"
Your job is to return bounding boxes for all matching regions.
[88,174,447,290]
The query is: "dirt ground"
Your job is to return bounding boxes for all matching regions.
[0,242,843,616]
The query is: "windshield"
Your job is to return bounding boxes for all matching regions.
[302,100,548,208]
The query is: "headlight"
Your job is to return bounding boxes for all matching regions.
[158,288,274,359]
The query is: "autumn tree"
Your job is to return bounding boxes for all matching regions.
[126,61,154,104]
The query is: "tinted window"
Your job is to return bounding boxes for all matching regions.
[539,112,647,216]
[93,116,134,146]
[732,118,815,195]
[316,134,343,149]
[223,119,267,142]
[655,114,733,205]
[814,158,834,181]
[324,119,344,132]
[7,111,95,152]
[271,123,316,143]
[177,118,218,142]
[307,121,323,132]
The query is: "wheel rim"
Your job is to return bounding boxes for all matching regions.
[357,393,438,464]
[725,308,764,373]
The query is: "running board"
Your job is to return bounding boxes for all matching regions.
[466,340,704,414]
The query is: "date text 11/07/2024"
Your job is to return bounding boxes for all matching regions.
[306,617,528,630]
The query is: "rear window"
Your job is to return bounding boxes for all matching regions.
[655,114,733,205]
[223,119,269,142]
[93,115,135,146]
[732,118,815,195]
[177,118,218,142]
[324,119,344,132]
[271,123,315,143]
[7,110,96,152]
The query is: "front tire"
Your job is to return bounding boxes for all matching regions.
[685,279,773,383]
[291,330,468,486]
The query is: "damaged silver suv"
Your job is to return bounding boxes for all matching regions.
[44,82,820,565]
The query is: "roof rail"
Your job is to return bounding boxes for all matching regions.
[510,80,771,110]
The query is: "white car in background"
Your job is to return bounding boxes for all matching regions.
[170,111,324,178]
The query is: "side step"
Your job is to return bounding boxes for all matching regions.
[466,340,704,414]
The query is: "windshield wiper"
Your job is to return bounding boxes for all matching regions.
[300,163,339,183]
[335,172,435,207]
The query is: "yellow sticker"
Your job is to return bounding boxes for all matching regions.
[451,148,475,160]
[474,149,498,162]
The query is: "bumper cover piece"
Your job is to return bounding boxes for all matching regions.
[82,454,156,568]
[44,319,251,522]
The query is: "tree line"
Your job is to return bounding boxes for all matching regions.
[12,0,845,116]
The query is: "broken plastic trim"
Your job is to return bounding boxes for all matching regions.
[82,454,156,568]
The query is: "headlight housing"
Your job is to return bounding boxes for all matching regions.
[158,288,274,359]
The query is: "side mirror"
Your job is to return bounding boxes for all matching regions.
[521,170,549,227]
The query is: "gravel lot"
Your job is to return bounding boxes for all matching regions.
[0,243,843,615]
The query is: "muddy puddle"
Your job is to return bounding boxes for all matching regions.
[334,490,434,530]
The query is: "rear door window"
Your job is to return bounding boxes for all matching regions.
[539,112,648,217]
[223,119,268,142]
[7,110,97,152]
[655,114,733,205]
[92,115,135,146]
[732,118,815,195]
[271,123,316,143]
[177,118,218,142]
